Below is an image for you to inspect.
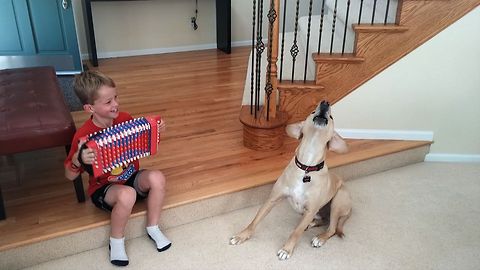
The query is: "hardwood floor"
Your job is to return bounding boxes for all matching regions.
[0,47,430,252]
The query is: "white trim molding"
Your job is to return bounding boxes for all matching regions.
[337,129,434,141]
[97,43,218,59]
[81,40,256,60]
[425,153,480,163]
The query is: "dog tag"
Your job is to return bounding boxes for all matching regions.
[303,175,311,183]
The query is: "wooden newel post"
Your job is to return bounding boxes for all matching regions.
[266,0,280,119]
[239,0,287,151]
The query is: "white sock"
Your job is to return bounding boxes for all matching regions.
[109,237,129,266]
[146,225,172,252]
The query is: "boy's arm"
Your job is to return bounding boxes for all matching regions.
[65,150,82,180]
[65,138,85,180]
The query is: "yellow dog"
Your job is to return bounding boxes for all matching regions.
[230,100,352,260]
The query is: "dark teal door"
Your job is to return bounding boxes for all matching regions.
[0,0,82,73]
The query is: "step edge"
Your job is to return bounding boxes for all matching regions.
[0,144,430,270]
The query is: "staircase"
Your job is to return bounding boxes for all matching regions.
[240,0,480,148]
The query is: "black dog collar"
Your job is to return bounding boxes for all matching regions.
[295,156,325,172]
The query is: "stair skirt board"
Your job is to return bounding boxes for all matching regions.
[0,144,429,270]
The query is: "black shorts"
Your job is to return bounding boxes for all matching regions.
[90,169,147,212]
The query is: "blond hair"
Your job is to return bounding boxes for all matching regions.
[73,71,116,105]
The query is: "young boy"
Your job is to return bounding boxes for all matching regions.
[64,71,171,266]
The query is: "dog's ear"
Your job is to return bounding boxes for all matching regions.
[328,131,349,154]
[285,121,304,140]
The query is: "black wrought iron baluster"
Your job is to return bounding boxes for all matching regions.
[384,0,391,24]
[254,0,265,118]
[329,0,338,54]
[258,0,263,113]
[279,0,287,82]
[371,0,378,24]
[358,0,364,24]
[290,0,300,83]
[250,0,256,114]
[265,0,277,121]
[342,0,351,54]
[317,0,326,54]
[303,0,313,82]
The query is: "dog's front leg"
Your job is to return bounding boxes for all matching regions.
[277,209,317,260]
[230,192,285,245]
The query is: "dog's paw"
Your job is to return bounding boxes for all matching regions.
[277,249,291,260]
[311,236,326,248]
[229,235,247,245]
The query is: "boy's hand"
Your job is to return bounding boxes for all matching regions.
[78,139,96,165]
[158,118,166,133]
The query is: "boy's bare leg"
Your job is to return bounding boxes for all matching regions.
[137,170,171,252]
[105,185,137,237]
[136,170,166,226]
[104,185,137,266]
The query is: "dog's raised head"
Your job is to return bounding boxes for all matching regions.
[286,100,348,163]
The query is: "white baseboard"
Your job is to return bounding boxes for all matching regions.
[337,129,434,141]
[337,129,480,163]
[425,153,480,163]
[98,43,218,59]
[81,40,254,60]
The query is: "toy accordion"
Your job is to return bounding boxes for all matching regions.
[80,115,161,177]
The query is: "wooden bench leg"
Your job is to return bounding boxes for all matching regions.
[65,145,86,203]
[0,186,6,220]
[73,175,86,202]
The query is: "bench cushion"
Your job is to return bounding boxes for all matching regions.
[0,67,76,155]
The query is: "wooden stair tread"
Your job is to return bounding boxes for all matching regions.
[312,53,365,63]
[277,80,324,90]
[353,24,409,33]
[0,138,430,252]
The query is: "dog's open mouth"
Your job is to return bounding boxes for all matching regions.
[313,101,330,126]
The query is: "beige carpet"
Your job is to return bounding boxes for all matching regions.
[23,162,480,270]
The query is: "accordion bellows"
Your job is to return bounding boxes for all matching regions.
[82,115,161,177]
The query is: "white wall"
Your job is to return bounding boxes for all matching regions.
[332,7,480,160]
[71,0,321,57]
[72,0,216,57]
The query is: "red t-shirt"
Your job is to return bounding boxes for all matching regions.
[65,112,140,196]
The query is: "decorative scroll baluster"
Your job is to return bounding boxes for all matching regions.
[342,0,351,54]
[290,0,300,82]
[250,0,256,114]
[279,0,287,82]
[371,0,378,24]
[358,0,364,24]
[265,0,277,120]
[384,0,391,24]
[317,0,326,54]
[303,0,313,82]
[254,0,265,118]
[329,0,338,54]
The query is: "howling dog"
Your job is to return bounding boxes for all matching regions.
[230,100,352,260]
